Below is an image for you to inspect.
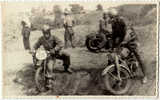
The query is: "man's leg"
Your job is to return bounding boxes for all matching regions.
[69,28,75,48]
[23,37,30,50]
[64,31,69,49]
[23,28,31,50]
[132,48,147,83]
[46,58,56,89]
[56,51,71,73]
[70,34,75,48]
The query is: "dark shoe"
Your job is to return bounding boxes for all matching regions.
[64,70,72,74]
[71,45,76,48]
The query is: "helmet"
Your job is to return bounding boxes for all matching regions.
[42,24,50,31]
[42,24,51,35]
[64,8,70,15]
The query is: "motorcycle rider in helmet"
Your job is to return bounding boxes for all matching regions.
[121,23,148,84]
[31,25,72,75]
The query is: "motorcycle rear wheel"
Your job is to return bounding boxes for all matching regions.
[85,36,102,52]
[103,66,131,95]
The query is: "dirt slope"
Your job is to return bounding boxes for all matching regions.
[3,22,157,96]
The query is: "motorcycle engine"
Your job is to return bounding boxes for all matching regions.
[119,47,130,59]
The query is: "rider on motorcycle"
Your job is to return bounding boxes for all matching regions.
[31,25,72,76]
[121,23,148,84]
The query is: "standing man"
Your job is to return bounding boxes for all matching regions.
[21,16,31,50]
[98,12,112,49]
[63,9,75,48]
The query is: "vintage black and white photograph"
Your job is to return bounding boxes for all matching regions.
[2,1,158,97]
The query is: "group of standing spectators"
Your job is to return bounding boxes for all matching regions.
[21,8,75,51]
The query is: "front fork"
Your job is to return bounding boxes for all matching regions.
[115,55,122,81]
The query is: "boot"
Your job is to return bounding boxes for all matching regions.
[64,65,72,74]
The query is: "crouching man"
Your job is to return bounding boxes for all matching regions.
[31,25,72,75]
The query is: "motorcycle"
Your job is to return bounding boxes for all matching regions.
[85,31,112,52]
[101,44,140,95]
[30,49,56,92]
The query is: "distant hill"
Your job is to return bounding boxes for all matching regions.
[116,4,157,25]
[73,4,157,27]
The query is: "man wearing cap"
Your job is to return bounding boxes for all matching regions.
[32,25,72,74]
[63,9,75,48]
[21,17,31,50]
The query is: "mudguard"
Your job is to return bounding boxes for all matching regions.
[86,33,97,39]
[101,64,131,76]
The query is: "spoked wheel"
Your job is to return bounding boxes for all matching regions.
[103,65,131,95]
[86,35,103,52]
[35,67,47,92]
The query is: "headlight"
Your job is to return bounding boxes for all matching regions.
[35,50,47,60]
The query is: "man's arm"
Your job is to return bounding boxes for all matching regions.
[33,38,42,50]
[99,19,108,31]
[54,36,64,51]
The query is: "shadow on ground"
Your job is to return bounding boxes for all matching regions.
[14,63,115,96]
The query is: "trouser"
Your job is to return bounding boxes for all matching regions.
[98,30,113,49]
[23,37,30,50]
[64,27,75,48]
[47,51,71,75]
[127,46,146,76]
[22,27,31,50]
[112,36,124,48]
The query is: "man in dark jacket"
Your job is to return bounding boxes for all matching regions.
[108,10,126,48]
[32,25,72,75]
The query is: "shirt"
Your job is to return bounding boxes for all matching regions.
[63,15,74,27]
[99,18,108,32]
[34,35,63,51]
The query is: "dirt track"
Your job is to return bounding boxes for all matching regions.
[3,21,157,96]
[3,46,157,96]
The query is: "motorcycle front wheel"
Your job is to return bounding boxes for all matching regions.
[35,67,47,92]
[103,65,131,95]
